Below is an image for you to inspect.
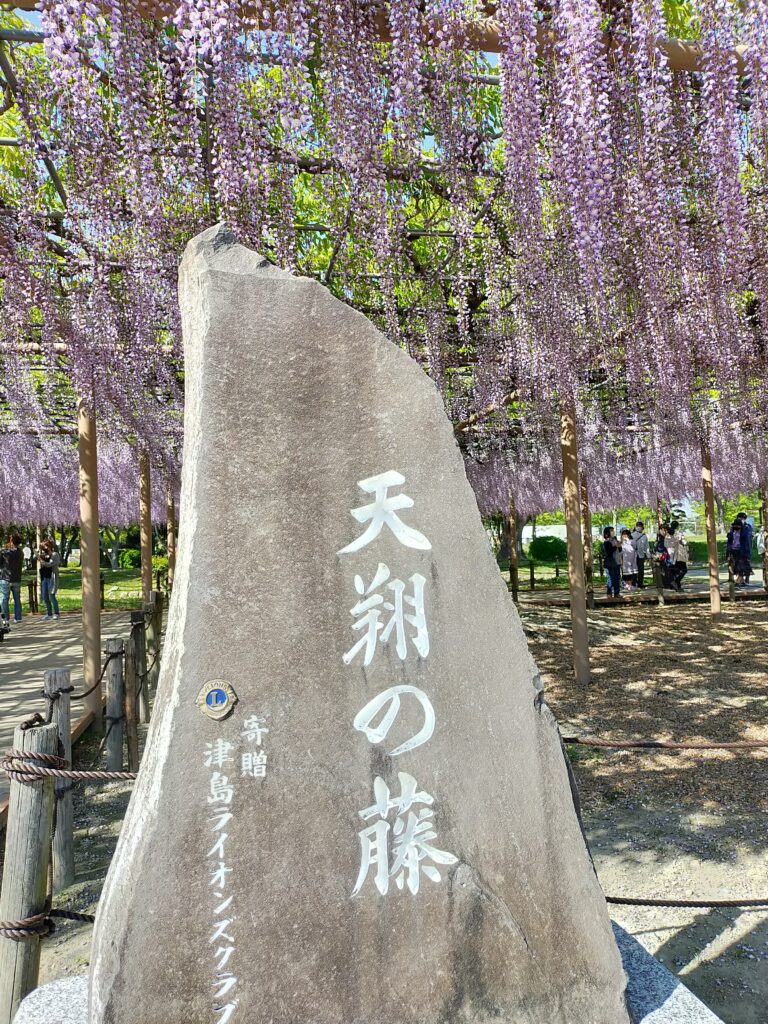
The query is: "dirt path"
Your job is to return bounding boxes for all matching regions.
[523,602,768,1024]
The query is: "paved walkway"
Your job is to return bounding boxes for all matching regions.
[0,610,135,805]
[517,565,768,606]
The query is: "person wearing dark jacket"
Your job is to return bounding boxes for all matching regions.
[603,526,622,598]
[0,533,23,625]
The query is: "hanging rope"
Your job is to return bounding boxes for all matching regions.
[0,750,136,783]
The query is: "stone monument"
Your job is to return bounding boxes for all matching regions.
[89,224,630,1024]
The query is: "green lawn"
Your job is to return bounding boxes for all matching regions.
[23,566,144,614]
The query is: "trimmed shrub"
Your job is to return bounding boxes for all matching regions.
[527,535,568,564]
[152,555,169,574]
[118,548,141,569]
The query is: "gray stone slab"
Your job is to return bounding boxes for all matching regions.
[13,975,86,1024]
[13,936,726,1024]
[613,924,724,1024]
[90,224,629,1024]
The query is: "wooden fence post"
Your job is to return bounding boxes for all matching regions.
[554,559,560,579]
[653,560,665,607]
[144,591,162,700]
[131,611,149,725]
[529,562,535,591]
[0,722,58,1024]
[124,630,140,772]
[43,669,73,893]
[104,638,125,771]
[508,495,519,603]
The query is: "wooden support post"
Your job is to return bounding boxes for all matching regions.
[581,477,595,610]
[653,560,665,607]
[78,392,101,727]
[762,480,768,592]
[656,497,664,528]
[104,638,125,771]
[701,440,722,618]
[0,723,58,1024]
[560,399,590,686]
[139,449,153,605]
[144,592,161,699]
[132,611,149,724]
[529,562,535,591]
[123,630,139,772]
[554,559,560,579]
[100,572,105,610]
[508,495,519,602]
[166,484,176,591]
[43,669,73,893]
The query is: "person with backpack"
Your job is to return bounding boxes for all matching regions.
[665,521,689,592]
[631,521,650,589]
[603,526,622,598]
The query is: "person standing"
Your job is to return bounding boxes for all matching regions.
[666,521,689,592]
[655,523,672,588]
[603,526,622,598]
[726,519,747,585]
[631,521,650,589]
[620,529,638,590]
[737,512,754,584]
[0,533,23,627]
[38,540,61,621]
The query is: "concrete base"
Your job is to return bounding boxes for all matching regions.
[613,924,724,1024]
[13,928,724,1024]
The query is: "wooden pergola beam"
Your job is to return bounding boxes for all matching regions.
[3,6,749,75]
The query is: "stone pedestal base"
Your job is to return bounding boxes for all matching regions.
[12,928,724,1024]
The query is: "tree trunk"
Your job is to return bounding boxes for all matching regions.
[714,493,725,534]
[560,398,590,687]
[701,440,722,618]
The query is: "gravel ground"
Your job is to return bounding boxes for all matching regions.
[523,601,768,1024]
[35,602,768,1024]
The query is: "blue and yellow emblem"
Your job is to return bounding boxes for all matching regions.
[196,679,238,721]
